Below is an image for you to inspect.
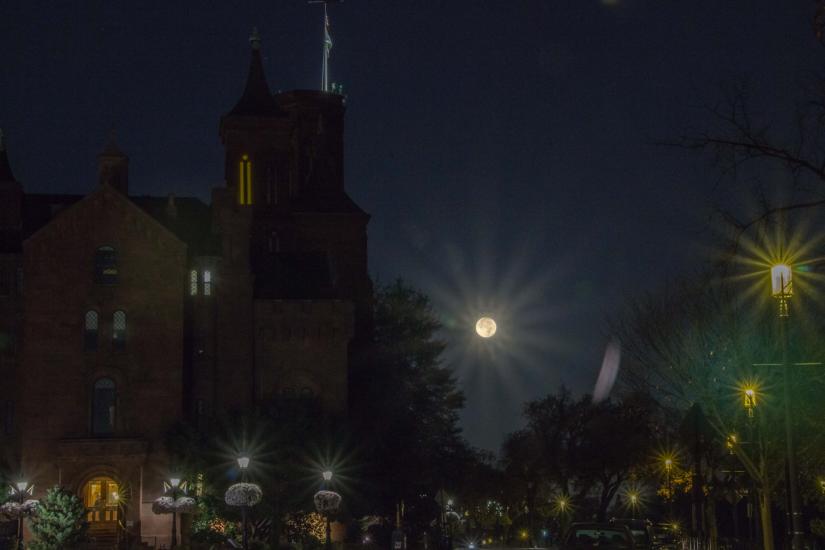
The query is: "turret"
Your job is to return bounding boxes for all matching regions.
[98,131,129,195]
[0,130,23,248]
[219,29,286,208]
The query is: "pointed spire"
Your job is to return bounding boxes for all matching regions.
[227,29,282,117]
[250,27,261,50]
[0,129,16,182]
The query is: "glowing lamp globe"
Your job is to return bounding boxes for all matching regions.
[16,482,27,492]
[744,388,756,408]
[475,317,497,338]
[322,470,333,481]
[169,478,181,488]
[771,264,792,297]
[237,456,250,470]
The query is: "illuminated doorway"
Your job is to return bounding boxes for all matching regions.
[83,477,120,525]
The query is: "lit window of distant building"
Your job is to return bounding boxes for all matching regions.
[190,269,198,296]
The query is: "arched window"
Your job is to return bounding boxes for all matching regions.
[95,246,118,285]
[112,311,126,350]
[203,270,212,296]
[84,310,99,351]
[91,378,116,435]
[239,154,252,205]
[189,269,198,296]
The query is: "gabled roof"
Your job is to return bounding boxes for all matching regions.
[227,30,283,118]
[24,184,185,250]
[14,189,219,257]
[131,195,220,256]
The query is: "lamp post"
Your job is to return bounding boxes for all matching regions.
[224,456,262,550]
[8,481,32,550]
[314,471,341,550]
[664,458,673,517]
[238,456,250,550]
[740,385,759,546]
[556,496,570,538]
[628,492,639,520]
[322,471,332,549]
[168,477,182,548]
[771,263,805,550]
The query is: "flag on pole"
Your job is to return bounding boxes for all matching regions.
[324,11,333,56]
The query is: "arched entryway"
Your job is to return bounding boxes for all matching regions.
[82,476,121,543]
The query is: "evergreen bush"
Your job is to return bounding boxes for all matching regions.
[28,486,87,550]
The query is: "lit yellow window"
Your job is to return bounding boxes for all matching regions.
[239,154,252,205]
[189,270,198,296]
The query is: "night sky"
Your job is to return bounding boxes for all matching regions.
[0,1,818,451]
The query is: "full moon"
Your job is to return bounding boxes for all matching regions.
[475,317,497,338]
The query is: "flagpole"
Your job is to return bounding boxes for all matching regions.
[322,3,328,92]
[310,0,338,93]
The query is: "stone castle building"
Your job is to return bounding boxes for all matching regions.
[0,32,371,546]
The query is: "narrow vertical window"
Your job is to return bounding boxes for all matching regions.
[92,378,116,435]
[189,269,198,296]
[95,246,118,285]
[112,310,126,350]
[203,270,212,296]
[84,310,99,351]
[239,154,252,205]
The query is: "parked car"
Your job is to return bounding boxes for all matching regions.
[650,523,680,549]
[609,518,653,549]
[561,522,636,549]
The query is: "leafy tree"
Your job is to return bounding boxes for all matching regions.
[502,389,659,526]
[166,279,475,546]
[28,486,87,550]
[613,272,825,549]
[349,279,469,535]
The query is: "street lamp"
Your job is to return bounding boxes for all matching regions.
[314,471,341,550]
[743,387,757,418]
[726,434,737,455]
[166,477,184,548]
[238,456,250,549]
[7,481,33,550]
[663,456,674,517]
[770,262,804,549]
[771,264,792,317]
[224,456,262,550]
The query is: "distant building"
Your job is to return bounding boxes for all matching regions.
[0,32,371,547]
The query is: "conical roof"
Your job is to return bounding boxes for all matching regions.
[0,129,16,182]
[228,29,282,117]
